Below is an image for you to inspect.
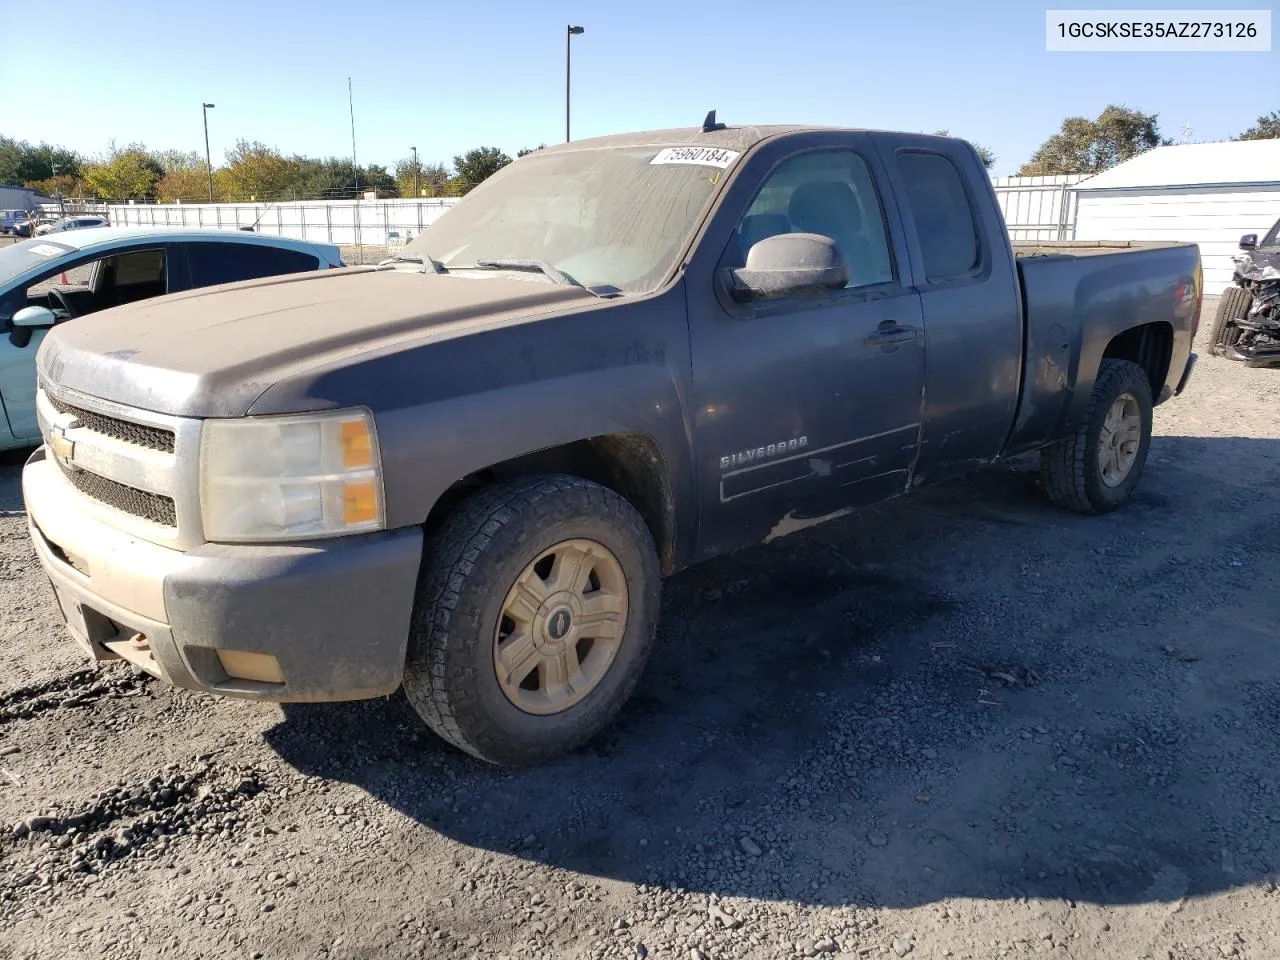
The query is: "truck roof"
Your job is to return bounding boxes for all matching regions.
[536,123,884,156]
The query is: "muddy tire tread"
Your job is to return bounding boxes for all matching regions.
[402,474,659,766]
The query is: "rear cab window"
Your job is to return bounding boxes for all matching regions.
[894,150,983,283]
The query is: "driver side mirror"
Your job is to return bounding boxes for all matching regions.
[1240,234,1258,250]
[726,233,849,303]
[13,305,56,328]
[9,305,56,349]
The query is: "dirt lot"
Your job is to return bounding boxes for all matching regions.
[1,311,1278,960]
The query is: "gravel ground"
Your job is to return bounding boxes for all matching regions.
[2,306,1279,960]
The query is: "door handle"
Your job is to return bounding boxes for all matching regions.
[865,324,918,347]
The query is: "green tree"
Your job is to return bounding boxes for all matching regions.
[420,162,450,196]
[0,136,23,183]
[395,158,452,198]
[451,146,511,194]
[219,140,302,201]
[517,144,547,158]
[394,156,424,197]
[21,143,81,182]
[1237,111,1280,140]
[933,131,995,170]
[155,156,217,202]
[82,144,162,201]
[0,136,82,185]
[25,174,86,199]
[1017,105,1169,176]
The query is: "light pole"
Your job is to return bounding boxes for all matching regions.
[411,145,419,197]
[565,25,584,142]
[201,102,216,203]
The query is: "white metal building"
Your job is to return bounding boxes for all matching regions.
[0,185,53,211]
[1072,139,1280,295]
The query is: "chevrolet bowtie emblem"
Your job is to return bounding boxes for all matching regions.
[48,427,76,466]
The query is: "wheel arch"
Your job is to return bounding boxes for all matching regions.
[1102,321,1173,402]
[423,432,679,576]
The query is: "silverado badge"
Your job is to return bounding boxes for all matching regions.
[720,436,808,471]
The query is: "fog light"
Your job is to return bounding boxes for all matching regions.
[216,650,285,684]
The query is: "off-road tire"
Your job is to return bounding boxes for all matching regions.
[1040,358,1153,515]
[402,475,661,766]
[1209,286,1252,357]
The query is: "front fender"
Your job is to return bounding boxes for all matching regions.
[245,288,698,552]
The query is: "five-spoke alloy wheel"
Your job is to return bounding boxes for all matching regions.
[403,475,660,767]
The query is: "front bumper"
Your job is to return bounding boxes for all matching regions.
[24,447,423,702]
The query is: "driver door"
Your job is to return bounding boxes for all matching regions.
[0,245,172,441]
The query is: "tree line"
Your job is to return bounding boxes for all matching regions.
[0,137,537,203]
[2,108,1275,202]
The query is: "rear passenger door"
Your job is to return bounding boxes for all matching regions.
[873,136,1023,483]
[685,133,925,559]
[183,242,321,290]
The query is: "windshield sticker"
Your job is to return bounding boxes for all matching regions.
[27,243,67,258]
[651,146,740,169]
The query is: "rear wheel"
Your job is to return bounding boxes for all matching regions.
[1040,358,1153,514]
[1209,285,1252,357]
[403,475,660,766]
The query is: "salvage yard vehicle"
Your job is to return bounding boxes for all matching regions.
[0,228,343,450]
[35,214,109,235]
[1209,217,1280,366]
[1,209,34,235]
[22,119,1201,766]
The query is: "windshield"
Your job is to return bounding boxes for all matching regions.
[400,144,739,294]
[0,237,75,288]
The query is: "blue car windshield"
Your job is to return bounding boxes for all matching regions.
[0,237,75,289]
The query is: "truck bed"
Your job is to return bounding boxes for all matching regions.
[1012,240,1190,258]
[1003,239,1200,456]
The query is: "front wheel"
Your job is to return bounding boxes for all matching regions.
[1209,285,1252,357]
[403,475,661,766]
[1040,358,1154,514]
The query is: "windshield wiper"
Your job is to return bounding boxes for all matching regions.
[474,258,574,285]
[379,253,445,274]
[471,258,622,299]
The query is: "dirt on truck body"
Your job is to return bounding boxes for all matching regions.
[23,120,1200,767]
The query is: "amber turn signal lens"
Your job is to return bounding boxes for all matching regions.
[343,480,378,525]
[341,419,374,469]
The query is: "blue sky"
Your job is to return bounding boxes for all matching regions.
[1,0,1275,176]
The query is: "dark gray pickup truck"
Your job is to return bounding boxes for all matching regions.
[24,121,1201,766]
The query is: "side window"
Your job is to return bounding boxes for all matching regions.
[895,151,981,281]
[187,243,320,288]
[110,249,168,306]
[730,150,894,289]
[21,248,167,317]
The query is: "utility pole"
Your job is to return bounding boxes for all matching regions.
[411,145,419,197]
[1182,121,1193,144]
[202,102,216,203]
[348,77,359,197]
[565,25,584,142]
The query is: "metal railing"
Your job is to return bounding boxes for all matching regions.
[106,198,458,247]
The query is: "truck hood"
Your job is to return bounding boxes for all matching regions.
[37,267,596,418]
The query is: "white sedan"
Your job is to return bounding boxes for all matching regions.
[0,227,344,450]
[35,215,110,236]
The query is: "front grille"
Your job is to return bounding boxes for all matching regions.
[47,394,175,454]
[56,458,177,527]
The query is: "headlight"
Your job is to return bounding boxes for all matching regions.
[199,409,384,542]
